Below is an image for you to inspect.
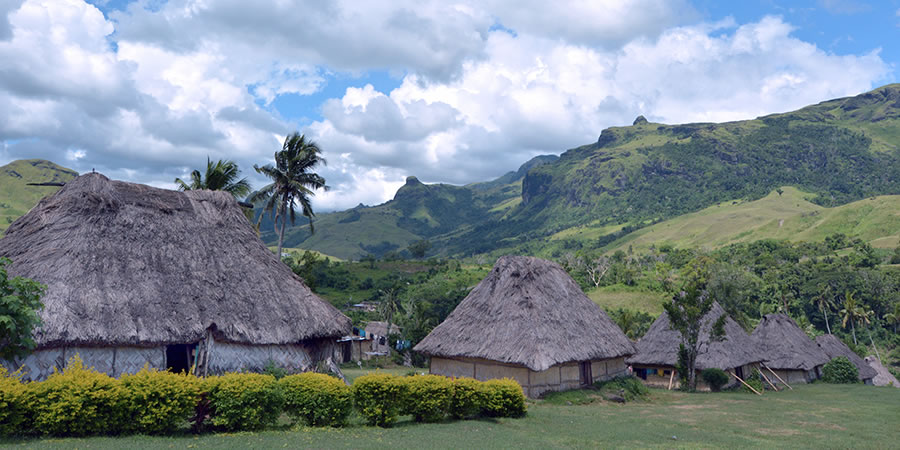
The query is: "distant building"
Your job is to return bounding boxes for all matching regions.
[815,334,877,384]
[752,314,830,385]
[415,256,635,397]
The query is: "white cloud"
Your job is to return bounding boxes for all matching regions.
[0,1,892,212]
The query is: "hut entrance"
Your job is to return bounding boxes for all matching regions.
[579,361,592,386]
[166,344,193,374]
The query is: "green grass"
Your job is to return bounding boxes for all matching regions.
[0,159,77,232]
[4,384,897,448]
[587,286,669,315]
[599,187,900,253]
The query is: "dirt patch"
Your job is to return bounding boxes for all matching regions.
[757,428,804,436]
[795,421,846,431]
[671,404,709,410]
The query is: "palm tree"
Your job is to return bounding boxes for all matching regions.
[884,302,900,334]
[175,157,251,199]
[814,285,835,335]
[377,288,401,344]
[840,291,861,345]
[250,133,328,258]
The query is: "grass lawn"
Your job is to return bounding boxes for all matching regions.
[587,286,669,315]
[3,384,897,449]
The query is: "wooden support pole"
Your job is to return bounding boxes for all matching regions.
[730,371,762,396]
[763,364,792,390]
[759,369,779,392]
[667,370,675,390]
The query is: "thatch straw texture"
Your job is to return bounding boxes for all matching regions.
[864,356,900,388]
[0,173,350,348]
[626,302,761,370]
[414,255,635,371]
[752,314,829,371]
[814,334,877,381]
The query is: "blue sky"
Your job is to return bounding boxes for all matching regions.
[1,0,897,210]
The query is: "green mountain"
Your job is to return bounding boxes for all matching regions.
[0,159,78,232]
[269,84,900,259]
[260,155,558,260]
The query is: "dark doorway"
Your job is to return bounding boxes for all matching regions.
[580,361,592,386]
[735,366,744,379]
[166,344,192,374]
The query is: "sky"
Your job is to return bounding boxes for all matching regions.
[1,0,898,211]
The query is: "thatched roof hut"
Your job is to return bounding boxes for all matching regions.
[814,334,877,383]
[863,356,900,388]
[752,314,829,384]
[414,255,634,397]
[0,173,350,380]
[627,302,762,389]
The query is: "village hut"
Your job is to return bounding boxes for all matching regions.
[863,356,900,388]
[814,334,877,384]
[752,314,829,385]
[413,255,635,397]
[626,302,762,390]
[0,173,350,381]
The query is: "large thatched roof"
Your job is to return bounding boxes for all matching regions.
[0,173,350,348]
[815,334,877,381]
[413,255,635,371]
[626,302,762,370]
[751,314,829,371]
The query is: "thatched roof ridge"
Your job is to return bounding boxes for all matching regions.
[815,334,877,381]
[0,173,350,347]
[626,302,762,370]
[751,314,829,371]
[414,255,635,371]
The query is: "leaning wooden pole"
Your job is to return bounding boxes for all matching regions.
[759,369,779,391]
[730,371,762,396]
[763,363,792,390]
[667,370,675,390]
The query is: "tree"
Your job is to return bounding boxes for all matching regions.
[884,302,900,334]
[174,157,251,199]
[377,288,401,348]
[407,240,432,259]
[585,255,611,288]
[840,291,862,345]
[250,133,328,258]
[663,259,726,391]
[0,258,46,360]
[814,285,835,335]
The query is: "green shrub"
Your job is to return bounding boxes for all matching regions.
[205,373,284,431]
[119,367,200,434]
[22,355,125,436]
[262,359,289,380]
[741,370,765,394]
[0,367,26,436]
[822,356,860,384]
[280,372,352,427]
[595,376,650,401]
[402,375,453,422]
[352,373,406,427]
[481,378,526,418]
[701,368,730,392]
[449,377,486,419]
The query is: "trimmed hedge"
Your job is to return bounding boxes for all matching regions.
[402,374,454,422]
[120,367,201,434]
[0,367,26,437]
[23,355,125,436]
[0,357,528,436]
[205,373,284,431]
[352,373,407,427]
[280,372,352,427]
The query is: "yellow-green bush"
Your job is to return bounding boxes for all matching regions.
[352,373,406,427]
[279,372,352,427]
[449,377,486,420]
[401,374,453,422]
[205,373,284,431]
[22,355,126,436]
[119,367,200,434]
[481,378,526,418]
[0,367,26,436]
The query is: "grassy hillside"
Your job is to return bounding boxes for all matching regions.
[595,186,900,253]
[0,159,78,232]
[446,84,900,256]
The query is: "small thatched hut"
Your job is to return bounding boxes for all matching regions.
[413,255,635,397]
[0,173,350,380]
[864,356,900,388]
[752,314,829,385]
[814,334,877,384]
[627,302,762,390]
